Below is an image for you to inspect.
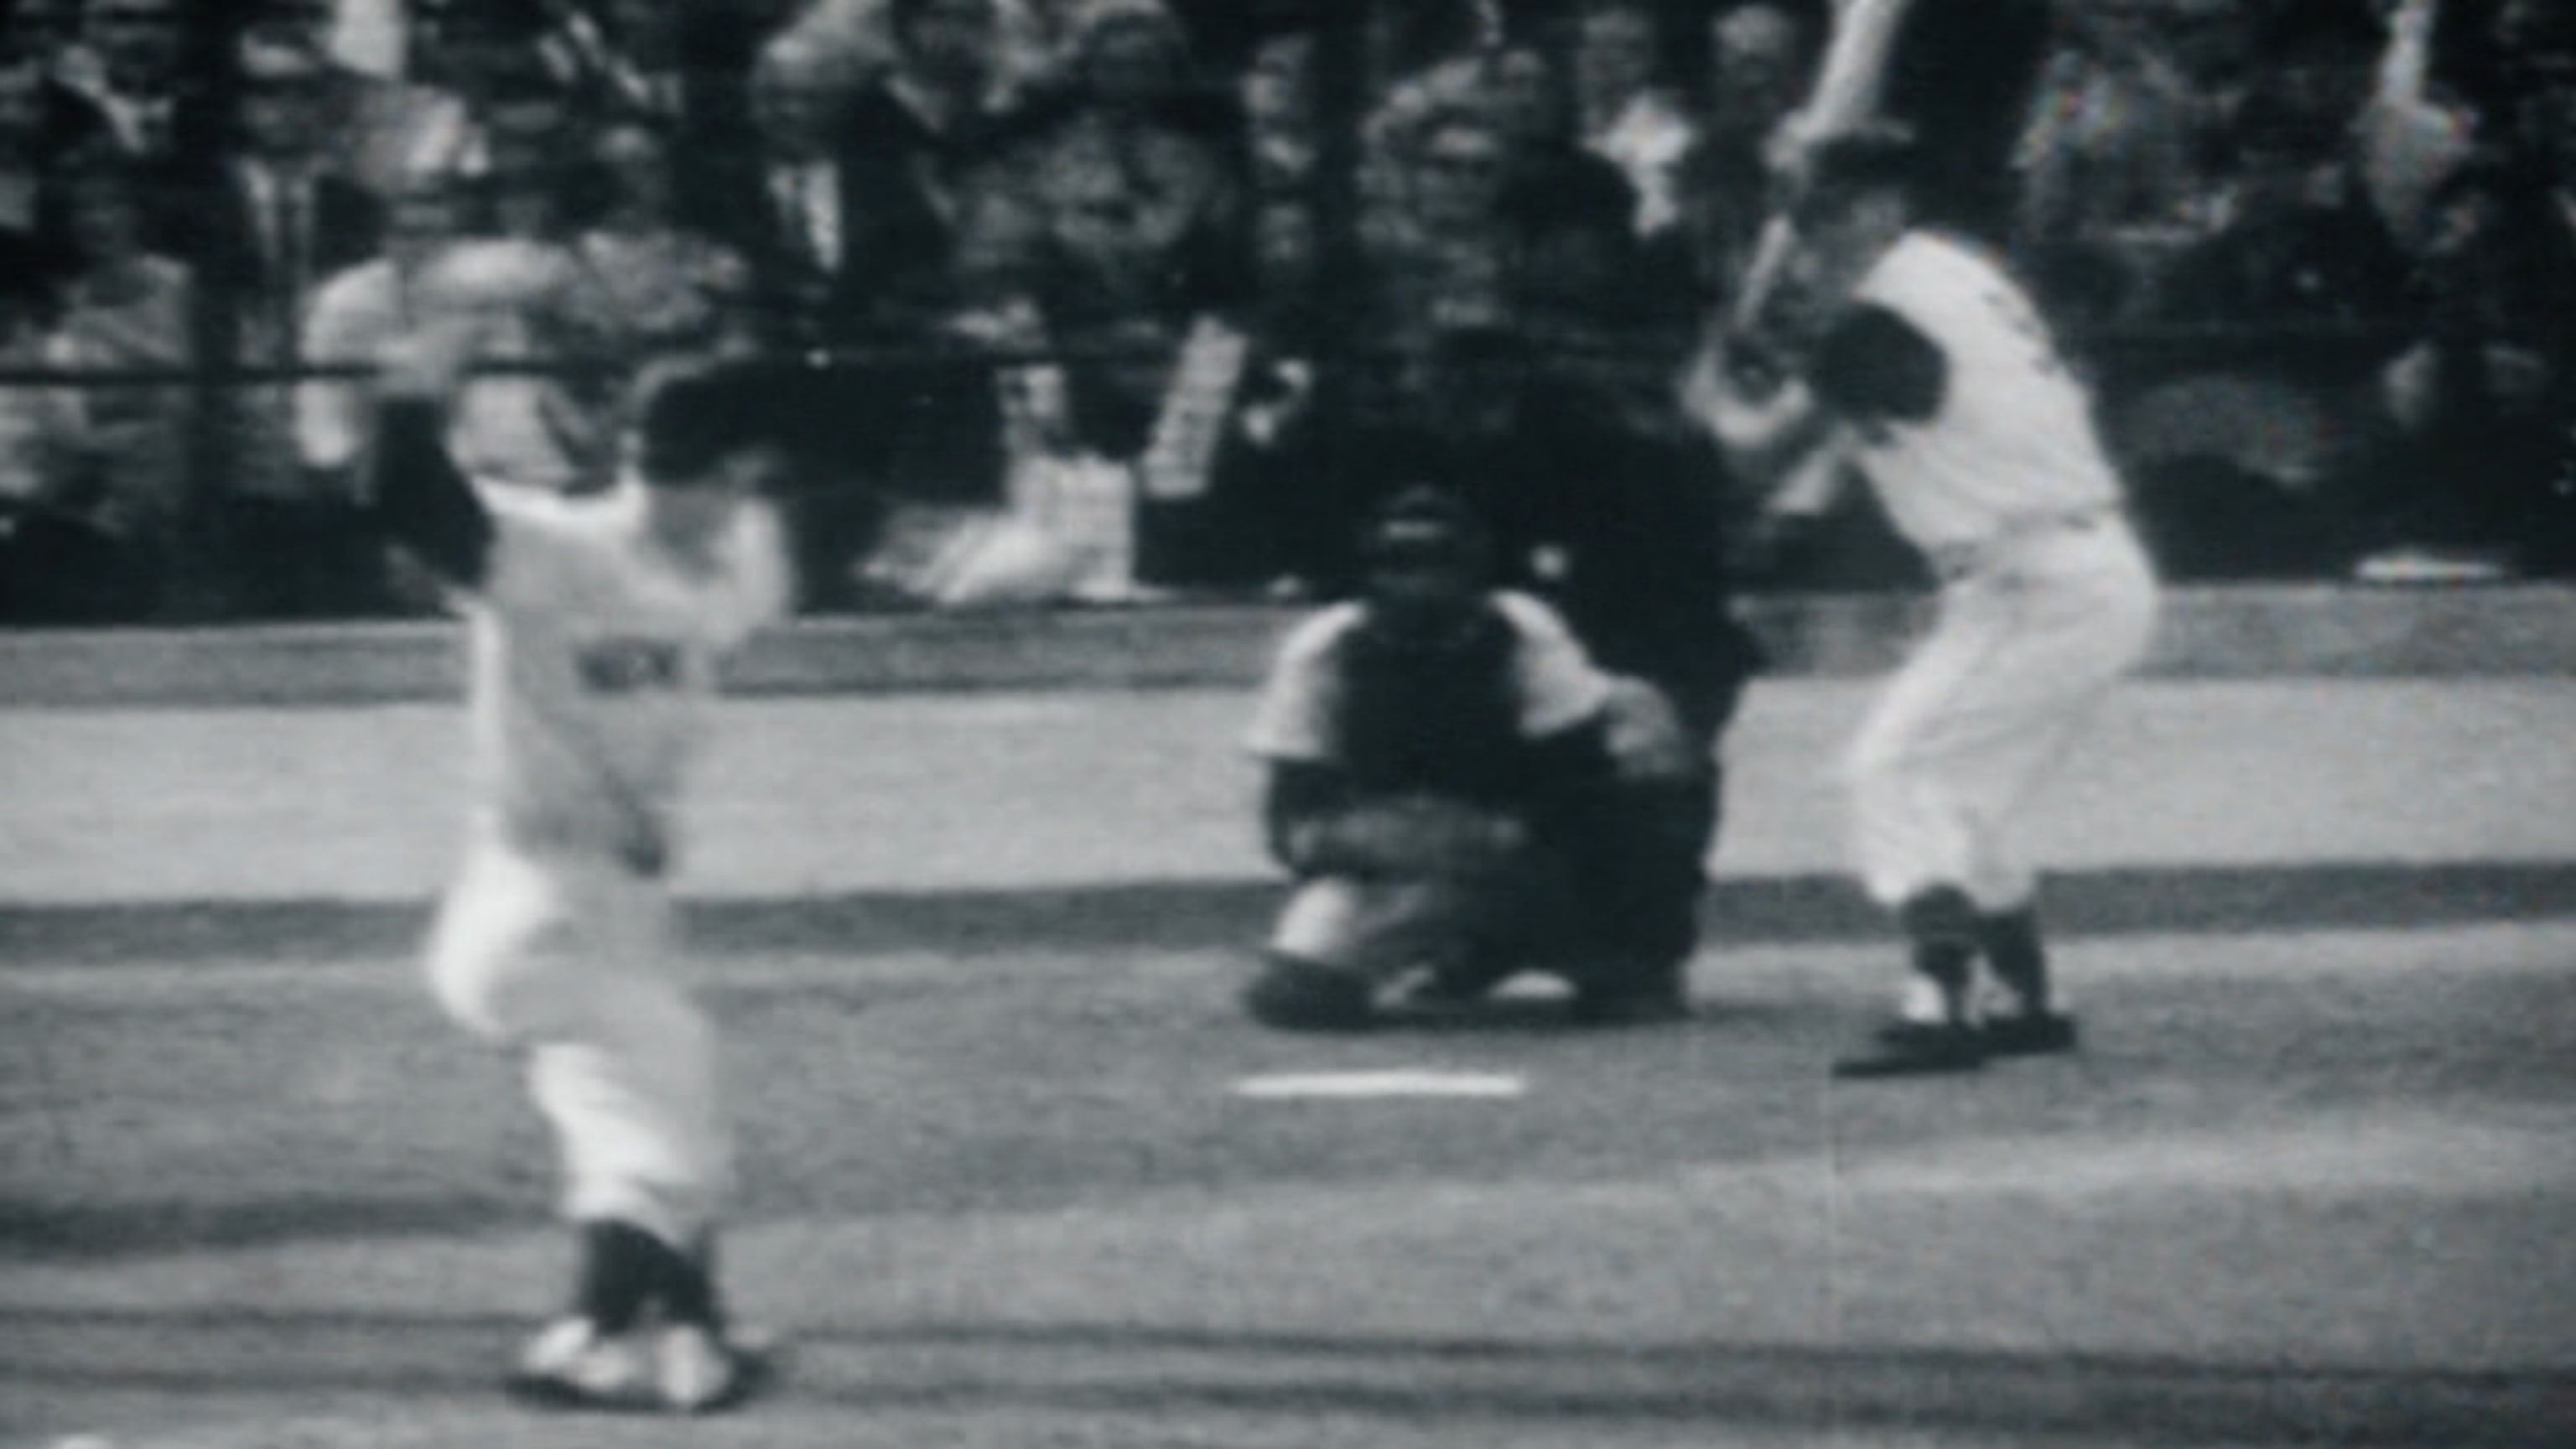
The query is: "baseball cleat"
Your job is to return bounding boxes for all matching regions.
[656,1322,776,1414]
[505,1316,657,1411]
[1831,1020,1987,1078]
[1244,956,1374,1031]
[1981,1010,2079,1056]
[1392,969,1495,1013]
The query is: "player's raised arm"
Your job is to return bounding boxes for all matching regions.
[368,320,496,590]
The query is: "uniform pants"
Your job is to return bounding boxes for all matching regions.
[425,839,730,1249]
[1847,517,2158,912]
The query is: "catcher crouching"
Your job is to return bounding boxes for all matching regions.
[1241,486,1710,1030]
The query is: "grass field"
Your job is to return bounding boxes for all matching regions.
[3,680,2573,1447]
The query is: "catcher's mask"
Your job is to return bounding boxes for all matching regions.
[1358,486,1492,631]
[1360,485,1488,574]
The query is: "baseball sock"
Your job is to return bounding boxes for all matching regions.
[1977,907,2051,1017]
[656,1232,725,1331]
[1831,886,1989,1077]
[573,1219,665,1334]
[1898,886,1979,1023]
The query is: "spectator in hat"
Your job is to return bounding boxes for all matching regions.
[573,119,756,364]
[965,0,1256,584]
[1571,0,1693,242]
[70,0,184,167]
[1677,2,1821,314]
[732,22,869,340]
[2357,141,2576,580]
[297,170,471,514]
[432,147,621,496]
[38,138,191,615]
[795,0,1021,604]
[0,229,131,622]
[402,0,575,179]
[0,2,112,221]
[198,31,391,617]
[247,0,476,205]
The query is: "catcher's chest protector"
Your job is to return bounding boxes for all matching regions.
[1334,605,1525,805]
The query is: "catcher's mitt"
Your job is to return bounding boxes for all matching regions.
[1288,796,1528,882]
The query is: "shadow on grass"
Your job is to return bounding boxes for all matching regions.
[4,862,2573,966]
[0,1194,527,1260]
[0,1306,2565,1445]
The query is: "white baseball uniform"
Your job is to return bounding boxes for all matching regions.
[423,475,787,1249]
[1832,231,2158,911]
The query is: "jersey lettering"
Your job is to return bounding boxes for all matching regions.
[574,637,685,695]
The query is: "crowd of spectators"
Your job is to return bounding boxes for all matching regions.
[0,0,2571,625]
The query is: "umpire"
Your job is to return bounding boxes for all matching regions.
[1353,328,1764,1014]
[1241,486,1730,1029]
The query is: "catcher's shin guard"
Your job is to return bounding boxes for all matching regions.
[1244,952,1373,1031]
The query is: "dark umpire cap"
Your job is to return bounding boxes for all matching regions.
[1359,485,1488,573]
[636,356,796,486]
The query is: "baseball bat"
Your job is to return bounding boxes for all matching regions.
[1728,0,1919,331]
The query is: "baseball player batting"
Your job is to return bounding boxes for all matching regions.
[369,328,792,1410]
[1685,128,2160,1078]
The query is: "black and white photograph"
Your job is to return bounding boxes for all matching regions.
[1,0,2569,1443]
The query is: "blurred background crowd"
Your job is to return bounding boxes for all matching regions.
[0,0,2572,625]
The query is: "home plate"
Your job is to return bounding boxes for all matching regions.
[1233,1070,1528,1099]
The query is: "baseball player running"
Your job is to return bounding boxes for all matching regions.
[369,326,792,1410]
[1685,127,2159,1078]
